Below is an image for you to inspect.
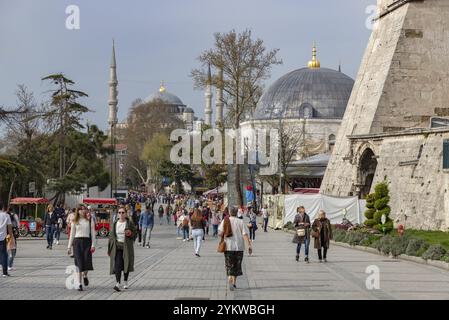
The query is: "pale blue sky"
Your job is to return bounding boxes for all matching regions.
[0,0,376,131]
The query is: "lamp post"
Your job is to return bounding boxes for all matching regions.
[381,213,387,235]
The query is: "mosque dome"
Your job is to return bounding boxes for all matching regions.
[253,45,354,120]
[184,107,194,113]
[145,82,185,106]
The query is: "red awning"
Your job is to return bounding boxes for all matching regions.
[293,188,320,194]
[10,197,49,205]
[83,198,118,205]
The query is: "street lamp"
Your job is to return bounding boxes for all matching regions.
[381,213,387,234]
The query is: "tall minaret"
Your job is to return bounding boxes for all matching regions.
[204,64,213,126]
[108,40,118,128]
[215,66,224,126]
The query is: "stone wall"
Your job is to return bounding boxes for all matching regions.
[350,129,449,230]
[321,0,449,200]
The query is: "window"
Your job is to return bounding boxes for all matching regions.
[328,134,336,152]
[443,140,449,169]
[299,103,314,119]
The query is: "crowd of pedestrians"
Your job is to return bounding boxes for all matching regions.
[1,190,335,295]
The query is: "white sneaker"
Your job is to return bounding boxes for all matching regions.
[183,239,187,242]
[123,282,129,289]
[56,240,59,245]
[7,267,12,271]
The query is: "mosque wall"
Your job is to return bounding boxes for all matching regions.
[347,129,449,231]
[321,0,449,208]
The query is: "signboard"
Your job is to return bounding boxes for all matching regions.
[29,182,35,194]
[29,222,36,232]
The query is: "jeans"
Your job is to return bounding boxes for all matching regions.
[141,225,153,246]
[263,217,269,231]
[176,226,181,237]
[46,225,54,247]
[249,222,257,240]
[318,247,328,260]
[183,227,189,240]
[8,249,16,268]
[166,215,170,225]
[0,240,7,275]
[53,226,60,241]
[192,229,204,254]
[296,237,310,257]
[212,224,219,237]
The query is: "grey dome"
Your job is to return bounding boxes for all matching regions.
[145,90,184,106]
[184,107,194,113]
[253,67,354,120]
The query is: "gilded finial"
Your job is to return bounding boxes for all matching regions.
[159,81,166,93]
[308,42,321,69]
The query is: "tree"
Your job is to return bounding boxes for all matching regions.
[41,74,90,203]
[159,161,195,194]
[141,133,172,191]
[191,29,282,205]
[122,99,183,188]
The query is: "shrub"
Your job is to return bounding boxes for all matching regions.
[284,221,294,230]
[422,245,447,261]
[364,181,393,233]
[374,197,390,210]
[364,208,376,220]
[405,238,428,256]
[377,235,393,255]
[347,232,366,246]
[359,237,373,247]
[441,256,449,263]
[333,229,347,242]
[390,236,410,257]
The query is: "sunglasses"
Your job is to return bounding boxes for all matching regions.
[118,211,126,214]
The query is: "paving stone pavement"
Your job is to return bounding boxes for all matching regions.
[1,215,449,300]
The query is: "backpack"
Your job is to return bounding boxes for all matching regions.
[182,217,189,227]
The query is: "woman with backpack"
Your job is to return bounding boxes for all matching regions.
[67,205,96,291]
[180,212,190,242]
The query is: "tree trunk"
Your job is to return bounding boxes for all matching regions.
[7,175,16,206]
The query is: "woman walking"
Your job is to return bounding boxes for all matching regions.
[212,210,221,237]
[67,206,96,291]
[43,204,58,250]
[108,207,137,292]
[248,210,258,242]
[6,209,18,271]
[218,207,252,291]
[190,209,205,257]
[292,206,311,263]
[311,210,333,262]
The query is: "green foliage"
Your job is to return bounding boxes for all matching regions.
[390,236,410,257]
[364,209,376,220]
[364,218,377,227]
[405,238,428,256]
[283,221,294,230]
[159,161,195,194]
[333,229,347,242]
[377,235,393,255]
[345,232,366,246]
[374,181,389,198]
[374,197,390,210]
[364,181,392,232]
[403,229,449,250]
[422,245,447,261]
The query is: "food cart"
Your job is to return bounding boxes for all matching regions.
[10,197,49,238]
[82,198,118,237]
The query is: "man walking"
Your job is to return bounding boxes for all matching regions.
[0,202,13,277]
[292,206,311,263]
[139,206,154,248]
[261,205,269,232]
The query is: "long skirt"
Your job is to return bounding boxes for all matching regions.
[224,251,244,277]
[73,237,93,272]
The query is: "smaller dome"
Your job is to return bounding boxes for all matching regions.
[184,107,194,114]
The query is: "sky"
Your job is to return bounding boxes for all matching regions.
[0,0,376,132]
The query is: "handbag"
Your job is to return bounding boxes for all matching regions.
[217,238,226,253]
[311,229,320,238]
[296,228,306,237]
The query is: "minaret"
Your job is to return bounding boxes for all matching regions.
[204,64,213,126]
[215,66,224,126]
[108,40,118,127]
[108,40,118,198]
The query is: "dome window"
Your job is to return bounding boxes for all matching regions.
[299,103,314,119]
